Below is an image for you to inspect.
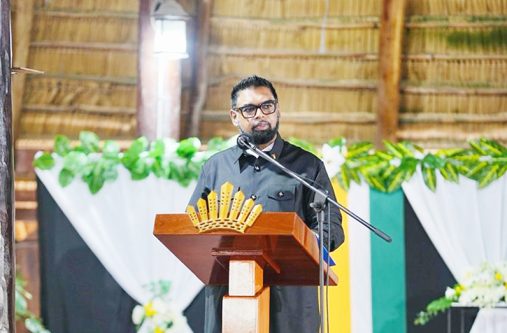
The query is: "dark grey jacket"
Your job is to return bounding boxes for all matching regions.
[189,135,344,333]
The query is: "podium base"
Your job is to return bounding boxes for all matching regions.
[222,286,270,333]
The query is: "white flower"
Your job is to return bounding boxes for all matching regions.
[445,287,456,299]
[321,144,345,177]
[389,158,401,167]
[132,305,145,325]
[163,139,179,157]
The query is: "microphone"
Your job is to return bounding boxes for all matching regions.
[237,133,254,150]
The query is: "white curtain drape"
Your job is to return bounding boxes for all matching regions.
[403,170,507,332]
[36,163,204,314]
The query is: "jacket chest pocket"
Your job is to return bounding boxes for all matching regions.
[264,186,296,212]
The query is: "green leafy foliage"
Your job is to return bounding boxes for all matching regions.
[33,152,55,170]
[33,132,507,194]
[32,132,226,194]
[16,272,51,333]
[414,296,453,326]
[176,137,201,159]
[54,135,71,157]
[78,131,100,154]
[288,137,319,156]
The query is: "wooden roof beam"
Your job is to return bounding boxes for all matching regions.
[376,0,407,147]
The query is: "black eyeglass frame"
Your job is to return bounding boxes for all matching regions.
[232,99,278,119]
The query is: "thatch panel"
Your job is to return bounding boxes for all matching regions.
[32,13,138,44]
[398,123,507,147]
[210,22,379,52]
[404,57,507,87]
[405,26,507,54]
[205,80,377,113]
[23,77,136,108]
[28,46,137,78]
[34,0,138,12]
[400,92,507,115]
[207,54,378,81]
[212,0,381,17]
[406,0,507,16]
[20,111,136,138]
[200,119,376,144]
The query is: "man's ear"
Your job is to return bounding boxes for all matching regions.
[230,109,239,127]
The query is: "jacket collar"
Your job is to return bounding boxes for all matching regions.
[234,133,284,163]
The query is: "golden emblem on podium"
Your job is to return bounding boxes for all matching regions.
[186,182,263,233]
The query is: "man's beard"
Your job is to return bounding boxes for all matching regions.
[250,120,279,145]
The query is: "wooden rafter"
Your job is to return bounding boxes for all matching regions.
[189,0,213,137]
[376,0,407,146]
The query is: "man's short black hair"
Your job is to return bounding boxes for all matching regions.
[230,75,278,108]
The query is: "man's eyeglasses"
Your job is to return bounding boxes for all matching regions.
[233,100,277,119]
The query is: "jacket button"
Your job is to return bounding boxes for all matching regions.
[254,165,260,171]
[251,194,257,200]
[277,191,284,198]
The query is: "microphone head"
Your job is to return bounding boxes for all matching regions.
[237,133,253,150]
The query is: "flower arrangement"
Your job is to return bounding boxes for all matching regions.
[132,281,189,333]
[415,262,507,325]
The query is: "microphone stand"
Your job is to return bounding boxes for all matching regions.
[238,137,392,243]
[238,135,391,333]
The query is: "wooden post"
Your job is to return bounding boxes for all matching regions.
[11,0,35,140]
[376,0,406,147]
[0,0,16,330]
[137,0,182,140]
[188,0,212,137]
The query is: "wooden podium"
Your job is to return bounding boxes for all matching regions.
[154,212,338,333]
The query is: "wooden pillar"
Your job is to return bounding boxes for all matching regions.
[0,0,16,330]
[376,0,406,147]
[11,0,35,140]
[188,0,212,137]
[137,0,182,140]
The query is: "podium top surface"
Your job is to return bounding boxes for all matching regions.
[154,212,338,286]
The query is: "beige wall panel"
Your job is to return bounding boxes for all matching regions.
[407,0,507,16]
[400,93,507,115]
[34,0,139,12]
[213,0,381,17]
[405,26,507,55]
[210,23,379,52]
[403,58,507,87]
[32,14,138,44]
[23,77,136,108]
[20,111,136,138]
[28,47,137,78]
[208,54,378,81]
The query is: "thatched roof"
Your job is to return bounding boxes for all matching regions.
[202,0,507,147]
[11,0,507,148]
[14,0,139,139]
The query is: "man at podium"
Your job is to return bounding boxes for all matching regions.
[189,75,344,333]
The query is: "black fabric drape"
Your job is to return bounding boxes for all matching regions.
[404,196,478,333]
[37,178,205,333]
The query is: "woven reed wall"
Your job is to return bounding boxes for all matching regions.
[14,0,507,146]
[201,0,381,142]
[201,0,507,147]
[18,0,139,139]
[400,0,507,146]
